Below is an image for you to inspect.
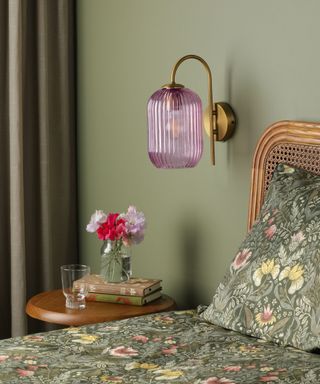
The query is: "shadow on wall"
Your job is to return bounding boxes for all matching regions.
[224,56,266,169]
[177,217,203,309]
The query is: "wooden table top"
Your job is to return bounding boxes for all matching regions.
[26,289,176,326]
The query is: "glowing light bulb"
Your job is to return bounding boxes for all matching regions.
[166,109,183,139]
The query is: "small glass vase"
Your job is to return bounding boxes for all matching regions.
[100,240,131,283]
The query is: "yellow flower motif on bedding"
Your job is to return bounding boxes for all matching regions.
[100,376,122,383]
[253,259,280,286]
[81,334,98,341]
[239,345,261,353]
[72,334,99,344]
[125,362,159,371]
[125,362,140,370]
[154,369,184,381]
[279,264,304,294]
[154,315,174,324]
[255,305,276,326]
[140,363,159,370]
[260,366,274,372]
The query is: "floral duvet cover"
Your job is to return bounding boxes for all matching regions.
[0,310,319,383]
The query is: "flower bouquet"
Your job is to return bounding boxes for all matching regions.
[86,206,146,282]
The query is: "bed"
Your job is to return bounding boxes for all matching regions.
[1,120,320,383]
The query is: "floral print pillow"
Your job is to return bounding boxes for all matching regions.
[200,163,320,351]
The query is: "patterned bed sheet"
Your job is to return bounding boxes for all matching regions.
[0,310,319,383]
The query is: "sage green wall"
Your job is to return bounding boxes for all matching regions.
[77,0,320,307]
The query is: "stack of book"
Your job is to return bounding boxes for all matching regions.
[74,275,162,306]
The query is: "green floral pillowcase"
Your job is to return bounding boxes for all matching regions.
[200,163,320,351]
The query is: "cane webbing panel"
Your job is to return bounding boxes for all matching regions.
[248,121,320,230]
[264,143,320,192]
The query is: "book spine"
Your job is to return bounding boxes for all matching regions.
[86,289,162,306]
[88,282,161,297]
[86,293,145,305]
[88,286,145,296]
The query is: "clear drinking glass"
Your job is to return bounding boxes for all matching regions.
[60,264,90,309]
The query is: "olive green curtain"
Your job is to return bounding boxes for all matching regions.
[0,0,77,339]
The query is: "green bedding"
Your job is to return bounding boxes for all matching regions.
[0,310,319,383]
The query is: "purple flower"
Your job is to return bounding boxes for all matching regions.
[123,206,146,245]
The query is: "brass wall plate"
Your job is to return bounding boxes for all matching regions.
[204,102,236,141]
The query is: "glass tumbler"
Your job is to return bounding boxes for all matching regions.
[60,264,90,309]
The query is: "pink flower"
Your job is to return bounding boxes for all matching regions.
[290,231,305,251]
[256,305,276,326]
[162,345,177,355]
[203,378,236,384]
[17,369,35,377]
[24,335,44,341]
[26,365,39,371]
[161,316,174,323]
[260,376,279,382]
[132,335,149,343]
[232,249,252,270]
[293,231,304,241]
[223,366,241,372]
[87,206,146,247]
[154,315,174,324]
[0,355,9,362]
[265,224,276,239]
[109,346,139,358]
[97,214,127,241]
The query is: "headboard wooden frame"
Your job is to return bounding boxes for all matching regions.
[248,120,320,231]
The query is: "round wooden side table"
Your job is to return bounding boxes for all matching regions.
[26,290,176,326]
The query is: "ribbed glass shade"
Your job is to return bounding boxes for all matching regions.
[147,87,203,168]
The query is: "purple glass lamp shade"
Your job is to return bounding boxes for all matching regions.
[147,87,203,168]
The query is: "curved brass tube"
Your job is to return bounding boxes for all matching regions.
[170,54,216,164]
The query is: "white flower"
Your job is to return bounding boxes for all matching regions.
[289,231,306,252]
[279,264,304,294]
[86,210,107,232]
[253,259,280,286]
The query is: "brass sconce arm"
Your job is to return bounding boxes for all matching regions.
[170,55,216,164]
[164,54,235,165]
[147,54,236,169]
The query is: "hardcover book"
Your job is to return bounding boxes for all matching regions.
[86,288,162,306]
[74,274,162,297]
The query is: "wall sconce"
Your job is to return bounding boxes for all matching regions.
[147,54,236,168]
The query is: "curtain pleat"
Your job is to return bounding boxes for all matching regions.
[8,0,27,337]
[0,0,77,339]
[0,0,11,339]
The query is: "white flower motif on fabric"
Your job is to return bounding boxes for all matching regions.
[253,259,280,287]
[279,264,304,294]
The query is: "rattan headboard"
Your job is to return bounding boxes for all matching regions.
[248,120,320,230]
